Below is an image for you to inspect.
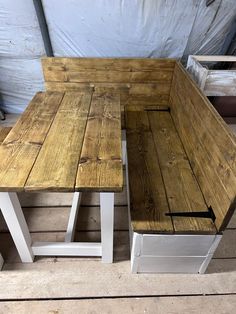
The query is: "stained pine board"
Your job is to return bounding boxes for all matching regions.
[170,62,236,231]
[25,92,92,192]
[0,127,11,143]
[148,111,216,233]
[76,93,122,191]
[42,57,176,72]
[169,97,232,232]
[0,92,64,191]
[126,111,173,233]
[44,69,173,84]
[45,82,171,96]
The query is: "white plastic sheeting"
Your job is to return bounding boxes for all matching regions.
[183,0,236,59]
[43,0,236,59]
[42,0,199,58]
[0,0,45,113]
[0,0,236,113]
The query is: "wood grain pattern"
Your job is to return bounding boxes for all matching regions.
[44,70,173,84]
[42,57,176,72]
[170,62,236,231]
[25,92,92,192]
[0,92,64,191]
[126,111,173,233]
[45,82,171,97]
[0,127,12,143]
[148,111,216,233]
[42,58,175,108]
[76,92,123,191]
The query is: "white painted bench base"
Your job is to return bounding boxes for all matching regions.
[0,191,114,264]
[0,253,4,270]
[130,232,222,274]
[124,131,223,274]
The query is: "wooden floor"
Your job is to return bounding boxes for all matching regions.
[0,114,236,313]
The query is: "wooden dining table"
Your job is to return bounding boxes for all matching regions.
[0,90,123,264]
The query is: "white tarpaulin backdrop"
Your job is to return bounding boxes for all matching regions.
[0,0,235,113]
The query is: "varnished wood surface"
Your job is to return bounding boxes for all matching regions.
[126,110,216,233]
[148,112,216,233]
[126,111,174,233]
[170,62,236,232]
[0,127,12,143]
[42,58,175,107]
[25,92,92,191]
[0,92,64,191]
[0,91,123,192]
[76,93,123,191]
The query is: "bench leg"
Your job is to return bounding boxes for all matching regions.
[65,192,82,242]
[199,234,222,274]
[0,192,34,263]
[0,253,4,270]
[100,192,114,263]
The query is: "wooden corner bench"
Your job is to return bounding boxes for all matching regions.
[125,62,236,273]
[41,57,236,273]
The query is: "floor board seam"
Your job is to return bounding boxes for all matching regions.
[1,293,236,303]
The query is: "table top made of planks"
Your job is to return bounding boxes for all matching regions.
[0,91,123,192]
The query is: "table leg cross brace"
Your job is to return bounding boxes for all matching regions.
[0,192,114,264]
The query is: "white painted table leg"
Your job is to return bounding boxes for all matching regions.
[65,192,82,242]
[0,253,4,270]
[0,192,34,262]
[100,193,114,263]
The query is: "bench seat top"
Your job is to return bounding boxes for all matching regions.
[126,109,216,234]
[0,91,123,192]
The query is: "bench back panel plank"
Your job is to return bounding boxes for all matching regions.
[0,92,64,191]
[148,111,216,233]
[76,92,123,191]
[42,58,175,108]
[170,62,236,231]
[126,111,174,233]
[25,92,92,192]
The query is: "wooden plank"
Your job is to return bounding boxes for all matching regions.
[0,127,11,143]
[0,92,64,191]
[25,92,92,192]
[44,70,173,84]
[42,57,176,72]
[170,62,236,231]
[1,295,236,314]
[45,82,171,96]
[148,111,216,233]
[126,111,173,233]
[76,92,123,191]
[1,257,236,299]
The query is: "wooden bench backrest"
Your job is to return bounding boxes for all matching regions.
[169,62,236,232]
[42,57,175,109]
